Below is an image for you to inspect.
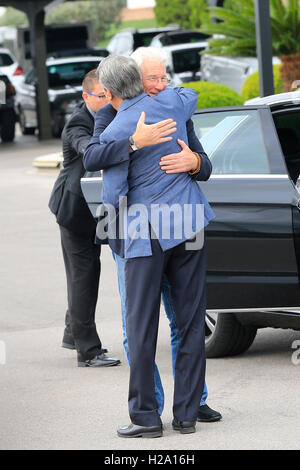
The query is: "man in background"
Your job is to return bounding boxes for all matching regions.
[48,69,121,368]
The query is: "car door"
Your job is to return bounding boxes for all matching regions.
[16,69,37,126]
[192,106,300,310]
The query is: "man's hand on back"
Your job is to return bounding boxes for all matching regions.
[132,111,177,149]
[159,139,201,174]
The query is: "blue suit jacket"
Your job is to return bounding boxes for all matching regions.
[99,87,215,258]
[83,102,212,182]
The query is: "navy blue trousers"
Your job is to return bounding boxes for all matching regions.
[124,238,207,427]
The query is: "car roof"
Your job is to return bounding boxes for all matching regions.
[115,26,180,35]
[45,56,103,66]
[163,42,209,52]
[154,29,209,38]
[245,91,300,107]
[0,47,14,56]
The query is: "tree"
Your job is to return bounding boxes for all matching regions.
[0,1,126,41]
[46,0,125,41]
[0,7,27,26]
[154,0,210,29]
[200,0,300,91]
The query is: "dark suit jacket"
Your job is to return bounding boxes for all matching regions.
[48,103,96,235]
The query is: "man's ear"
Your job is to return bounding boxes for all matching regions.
[82,92,88,102]
[104,88,113,101]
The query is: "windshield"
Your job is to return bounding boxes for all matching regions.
[172,48,205,73]
[161,32,209,46]
[47,61,99,88]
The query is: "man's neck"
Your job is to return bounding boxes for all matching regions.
[111,96,123,110]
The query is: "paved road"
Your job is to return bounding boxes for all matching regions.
[0,135,300,450]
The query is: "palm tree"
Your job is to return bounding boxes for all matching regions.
[201,0,300,92]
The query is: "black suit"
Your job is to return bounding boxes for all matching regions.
[49,103,102,360]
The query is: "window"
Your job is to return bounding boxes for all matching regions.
[172,48,204,73]
[0,53,13,67]
[192,110,271,174]
[272,109,300,184]
[47,61,99,88]
[161,32,209,46]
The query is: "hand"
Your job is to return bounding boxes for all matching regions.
[159,139,201,174]
[132,112,177,149]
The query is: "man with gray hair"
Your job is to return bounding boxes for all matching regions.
[95,54,215,438]
[84,49,221,425]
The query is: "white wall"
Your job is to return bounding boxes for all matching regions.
[127,0,156,9]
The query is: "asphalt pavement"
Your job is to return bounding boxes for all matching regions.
[0,130,300,450]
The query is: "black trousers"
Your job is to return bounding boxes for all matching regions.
[60,226,102,360]
[125,238,206,427]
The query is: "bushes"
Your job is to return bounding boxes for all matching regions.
[241,65,284,101]
[182,81,244,108]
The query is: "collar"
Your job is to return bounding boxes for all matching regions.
[86,104,96,118]
[118,92,148,114]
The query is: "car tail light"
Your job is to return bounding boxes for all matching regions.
[13,66,24,76]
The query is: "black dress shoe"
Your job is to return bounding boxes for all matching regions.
[78,352,120,368]
[117,423,163,438]
[197,404,222,422]
[172,418,196,434]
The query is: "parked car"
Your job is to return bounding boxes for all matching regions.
[106,26,180,56]
[164,42,209,85]
[0,72,17,142]
[201,53,281,93]
[150,29,210,48]
[15,56,103,137]
[0,47,23,83]
[81,91,300,357]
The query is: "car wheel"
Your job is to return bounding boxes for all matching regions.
[205,312,257,358]
[0,109,15,142]
[19,108,36,135]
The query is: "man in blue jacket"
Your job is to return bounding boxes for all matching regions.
[84,48,222,425]
[86,54,216,437]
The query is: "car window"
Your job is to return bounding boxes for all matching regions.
[272,109,300,184]
[25,69,35,85]
[0,52,13,66]
[161,32,209,46]
[172,48,205,73]
[134,32,160,48]
[192,109,271,174]
[47,61,99,88]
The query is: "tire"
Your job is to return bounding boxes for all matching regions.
[0,109,15,142]
[19,108,36,135]
[205,312,257,358]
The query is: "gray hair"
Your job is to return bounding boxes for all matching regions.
[131,47,168,72]
[97,55,144,100]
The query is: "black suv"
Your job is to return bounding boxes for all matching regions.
[0,73,16,142]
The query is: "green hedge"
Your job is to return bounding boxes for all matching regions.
[182,81,244,108]
[241,65,284,101]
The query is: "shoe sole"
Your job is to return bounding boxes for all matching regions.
[172,425,195,434]
[117,430,163,438]
[77,361,120,368]
[61,342,76,350]
[197,416,222,423]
